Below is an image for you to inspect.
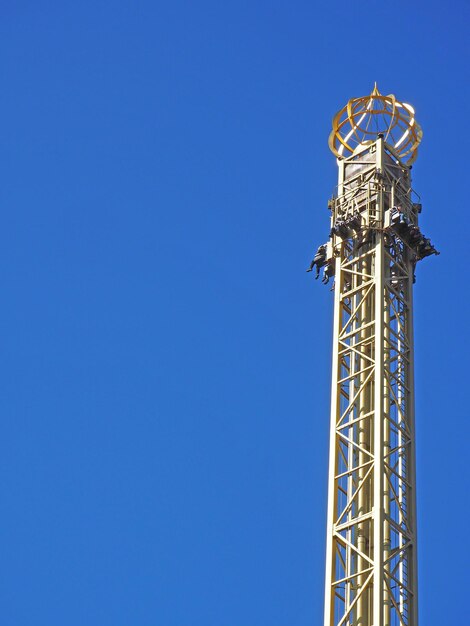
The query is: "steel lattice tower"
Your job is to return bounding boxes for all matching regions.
[308,86,438,626]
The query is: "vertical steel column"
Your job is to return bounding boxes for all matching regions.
[372,137,385,626]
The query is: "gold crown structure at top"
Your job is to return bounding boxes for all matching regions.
[328,84,423,164]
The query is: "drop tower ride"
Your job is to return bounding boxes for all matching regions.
[310,86,438,626]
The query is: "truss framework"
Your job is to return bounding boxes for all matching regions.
[324,138,419,626]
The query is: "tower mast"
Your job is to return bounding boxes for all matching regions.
[310,86,437,626]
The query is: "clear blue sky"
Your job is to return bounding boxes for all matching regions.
[0,2,468,624]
